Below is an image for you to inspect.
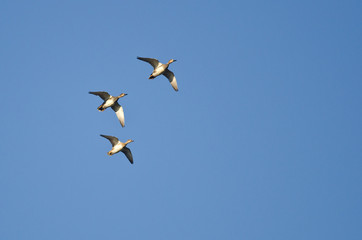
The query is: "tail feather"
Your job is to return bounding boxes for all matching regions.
[97,105,105,112]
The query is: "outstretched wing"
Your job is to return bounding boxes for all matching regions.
[162,69,178,91]
[121,146,133,164]
[100,134,119,147]
[137,57,160,69]
[111,102,125,127]
[89,91,110,100]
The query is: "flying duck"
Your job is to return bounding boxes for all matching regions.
[89,91,127,127]
[137,57,178,91]
[100,134,134,164]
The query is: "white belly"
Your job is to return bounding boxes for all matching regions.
[103,99,115,108]
[111,143,124,154]
[152,66,166,77]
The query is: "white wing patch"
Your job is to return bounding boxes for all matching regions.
[112,102,125,127]
[163,69,178,91]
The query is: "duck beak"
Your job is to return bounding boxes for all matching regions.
[173,59,177,62]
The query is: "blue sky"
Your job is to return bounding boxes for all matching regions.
[1,0,361,239]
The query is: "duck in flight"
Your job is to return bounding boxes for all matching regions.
[137,57,178,91]
[100,134,134,164]
[89,91,127,127]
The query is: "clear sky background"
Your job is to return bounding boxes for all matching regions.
[1,0,361,239]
